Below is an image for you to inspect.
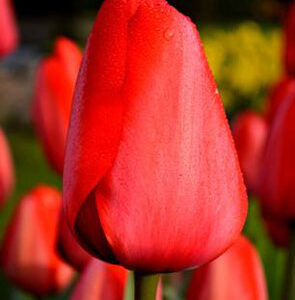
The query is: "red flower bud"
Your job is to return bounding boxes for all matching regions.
[263,212,290,248]
[0,0,18,57]
[70,259,163,300]
[265,78,295,124]
[56,210,91,271]
[0,186,73,296]
[186,235,267,300]
[0,128,14,208]
[284,1,295,76]
[69,259,128,300]
[232,112,267,194]
[32,37,82,174]
[63,0,247,273]
[260,85,295,221]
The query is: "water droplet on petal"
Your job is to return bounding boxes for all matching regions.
[164,28,174,41]
[215,89,219,95]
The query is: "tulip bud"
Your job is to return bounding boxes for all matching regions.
[56,210,91,271]
[63,0,247,273]
[0,128,14,208]
[70,259,128,300]
[232,112,267,194]
[70,259,163,300]
[32,37,82,175]
[259,85,295,221]
[0,0,18,57]
[284,1,295,76]
[0,186,73,296]
[186,235,268,300]
[265,78,295,123]
[263,212,290,248]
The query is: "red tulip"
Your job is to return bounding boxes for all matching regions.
[0,0,18,57]
[32,37,82,174]
[259,85,295,221]
[63,0,247,273]
[56,210,91,271]
[232,112,267,194]
[263,213,290,248]
[70,259,128,300]
[70,259,163,300]
[0,128,14,208]
[186,235,268,300]
[284,1,295,76]
[0,186,73,296]
[265,78,295,124]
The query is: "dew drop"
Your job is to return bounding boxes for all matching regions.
[164,28,174,40]
[215,88,219,95]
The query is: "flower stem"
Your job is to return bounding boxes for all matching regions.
[134,272,160,300]
[282,223,295,300]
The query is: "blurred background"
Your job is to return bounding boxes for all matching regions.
[0,0,289,299]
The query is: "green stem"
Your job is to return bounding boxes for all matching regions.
[134,273,160,300]
[282,223,295,300]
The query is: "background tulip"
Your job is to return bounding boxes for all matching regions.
[263,214,290,248]
[70,259,163,300]
[56,210,91,271]
[63,0,247,274]
[284,1,295,76]
[259,85,295,221]
[0,128,14,208]
[32,37,82,175]
[232,111,267,194]
[0,0,18,57]
[70,259,128,300]
[0,185,73,296]
[265,78,295,124]
[186,235,268,300]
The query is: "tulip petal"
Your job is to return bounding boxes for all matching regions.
[0,128,14,208]
[187,236,267,300]
[64,0,134,232]
[265,78,295,124]
[0,186,73,296]
[262,212,290,248]
[232,112,267,194]
[56,210,91,271]
[33,62,67,174]
[260,89,295,220]
[32,38,82,174]
[64,0,247,272]
[285,1,295,76]
[70,259,128,300]
[0,0,18,57]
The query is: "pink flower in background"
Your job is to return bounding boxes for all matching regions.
[70,259,163,300]
[187,235,267,300]
[0,127,14,208]
[232,111,267,194]
[0,0,18,57]
[265,78,295,124]
[69,259,128,300]
[0,186,73,296]
[32,37,82,175]
[259,84,295,221]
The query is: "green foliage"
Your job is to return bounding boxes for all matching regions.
[245,199,286,300]
[202,21,282,115]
